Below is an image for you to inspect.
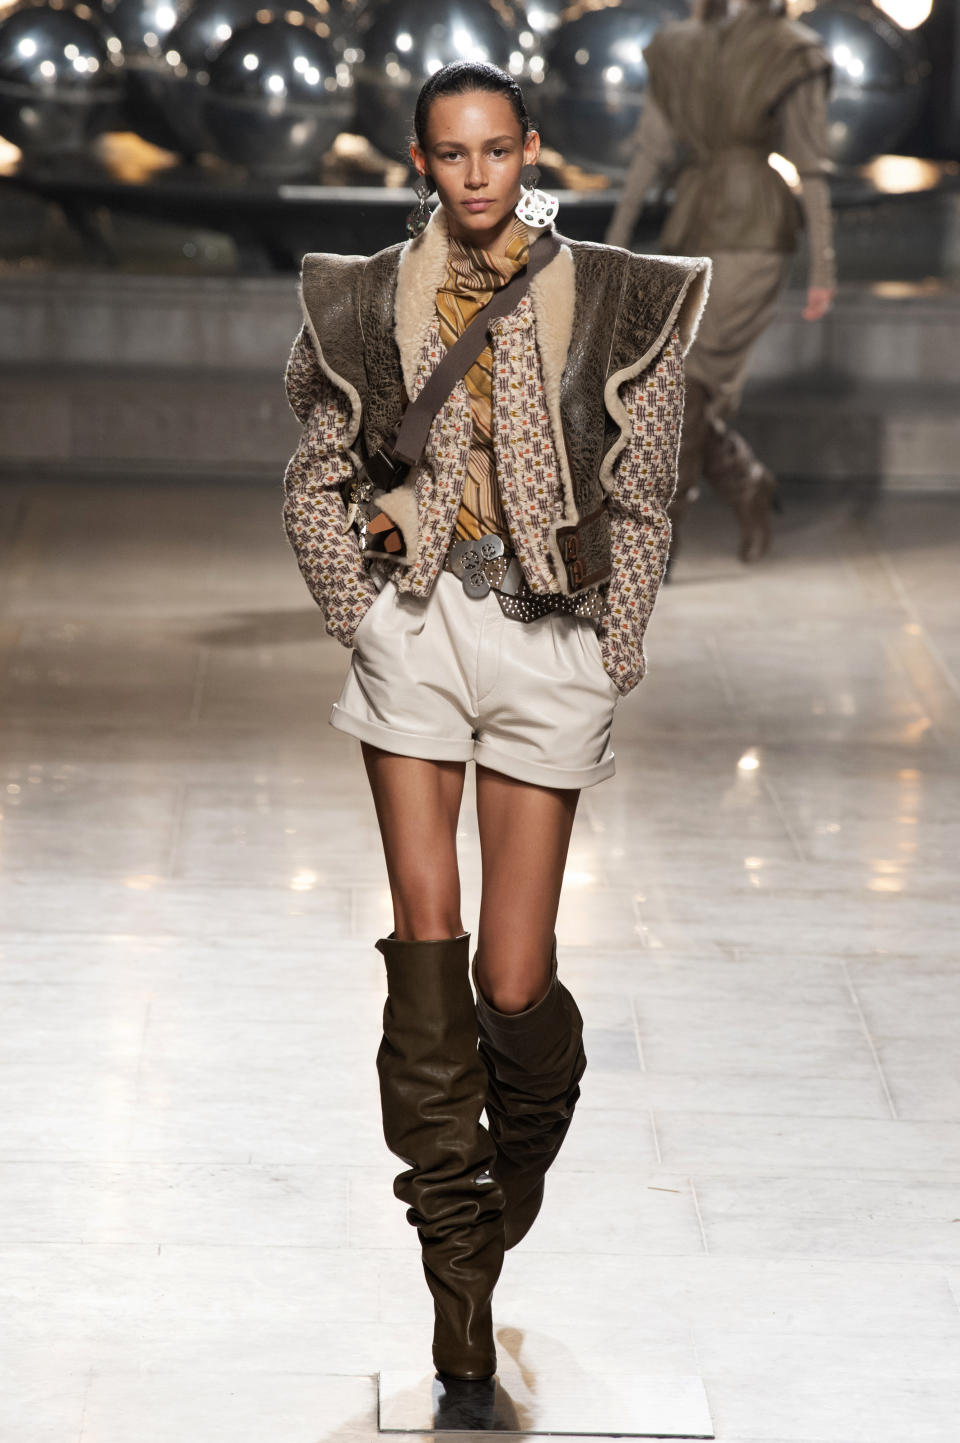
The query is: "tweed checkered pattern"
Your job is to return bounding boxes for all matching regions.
[282,320,683,694]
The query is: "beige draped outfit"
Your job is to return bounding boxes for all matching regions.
[606,8,835,555]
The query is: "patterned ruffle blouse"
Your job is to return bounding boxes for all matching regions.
[437,215,603,626]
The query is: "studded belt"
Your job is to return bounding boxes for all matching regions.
[442,533,603,627]
[443,534,525,600]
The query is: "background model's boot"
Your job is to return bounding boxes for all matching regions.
[702,420,781,562]
[376,933,505,1381]
[473,941,587,1250]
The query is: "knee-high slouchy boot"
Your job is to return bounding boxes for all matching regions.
[472,941,587,1250]
[375,933,505,1381]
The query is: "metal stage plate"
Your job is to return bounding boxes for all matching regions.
[378,1360,714,1437]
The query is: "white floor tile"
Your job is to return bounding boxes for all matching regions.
[2,480,959,1442]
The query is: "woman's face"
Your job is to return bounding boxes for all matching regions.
[410,89,540,250]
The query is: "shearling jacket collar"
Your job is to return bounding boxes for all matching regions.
[394,203,575,407]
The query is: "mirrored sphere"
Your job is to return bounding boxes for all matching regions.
[0,2,122,155]
[203,15,354,177]
[98,0,187,56]
[133,0,267,155]
[95,0,189,150]
[168,0,339,70]
[803,0,928,166]
[353,0,523,163]
[128,0,343,157]
[539,0,686,176]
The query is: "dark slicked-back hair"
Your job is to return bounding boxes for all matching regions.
[411,60,533,186]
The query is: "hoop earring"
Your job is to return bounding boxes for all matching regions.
[515,162,559,229]
[406,172,432,238]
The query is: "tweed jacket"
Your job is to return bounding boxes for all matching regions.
[282,206,710,694]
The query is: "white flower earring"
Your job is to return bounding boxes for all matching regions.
[514,162,559,228]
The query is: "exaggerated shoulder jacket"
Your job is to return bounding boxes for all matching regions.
[282,205,710,694]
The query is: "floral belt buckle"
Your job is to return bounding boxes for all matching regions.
[446,535,506,598]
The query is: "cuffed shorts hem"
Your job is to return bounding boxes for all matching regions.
[330,570,618,790]
[329,703,475,762]
[473,740,616,790]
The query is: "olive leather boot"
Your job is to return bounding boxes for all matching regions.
[375,933,505,1381]
[472,941,587,1250]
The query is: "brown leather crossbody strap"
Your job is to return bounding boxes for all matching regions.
[391,229,562,467]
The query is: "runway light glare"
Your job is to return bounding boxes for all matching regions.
[768,152,799,188]
[737,751,760,772]
[874,0,932,28]
[865,154,941,195]
[613,39,643,66]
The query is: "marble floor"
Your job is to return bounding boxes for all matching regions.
[1,477,959,1442]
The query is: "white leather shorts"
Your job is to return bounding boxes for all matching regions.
[330,571,618,789]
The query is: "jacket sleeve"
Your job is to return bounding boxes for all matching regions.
[282,325,379,648]
[605,97,680,250]
[776,74,836,291]
[598,326,683,694]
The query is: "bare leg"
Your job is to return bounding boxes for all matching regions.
[363,744,501,1381]
[474,765,580,1013]
[361,744,467,940]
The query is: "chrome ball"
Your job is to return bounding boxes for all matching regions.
[539,0,687,177]
[98,0,186,57]
[352,0,524,164]
[129,1,344,157]
[95,0,189,151]
[803,0,929,167]
[202,15,354,178]
[169,0,338,71]
[140,0,268,155]
[0,1,122,156]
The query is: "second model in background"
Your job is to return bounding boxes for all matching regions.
[607,0,838,566]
